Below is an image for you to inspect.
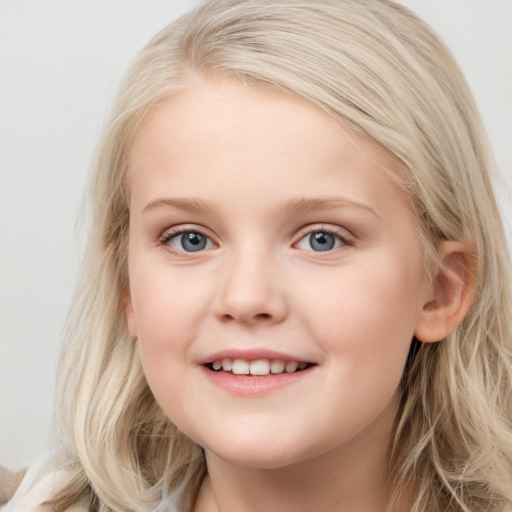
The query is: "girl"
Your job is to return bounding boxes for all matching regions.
[4,0,512,511]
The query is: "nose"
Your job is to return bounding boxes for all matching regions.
[213,247,288,326]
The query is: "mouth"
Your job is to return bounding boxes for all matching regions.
[204,358,314,376]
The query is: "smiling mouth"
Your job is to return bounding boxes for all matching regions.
[204,358,314,376]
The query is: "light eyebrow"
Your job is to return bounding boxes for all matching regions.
[143,197,212,214]
[142,196,379,218]
[281,197,380,219]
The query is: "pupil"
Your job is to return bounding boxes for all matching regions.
[310,232,335,251]
[182,232,207,252]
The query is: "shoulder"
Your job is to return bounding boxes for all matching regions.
[0,456,88,512]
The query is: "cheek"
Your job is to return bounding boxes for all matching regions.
[132,282,199,418]
[299,256,423,374]
[128,267,211,388]
[130,262,209,339]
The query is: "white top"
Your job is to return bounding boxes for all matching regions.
[0,456,87,512]
[1,455,187,512]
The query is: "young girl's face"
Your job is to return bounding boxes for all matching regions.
[125,77,432,470]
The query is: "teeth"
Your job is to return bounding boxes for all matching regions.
[270,360,285,374]
[209,358,309,375]
[221,358,232,372]
[285,361,299,373]
[232,359,250,375]
[249,359,270,375]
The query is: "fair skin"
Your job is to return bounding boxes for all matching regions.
[125,77,473,512]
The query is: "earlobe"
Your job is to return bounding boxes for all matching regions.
[123,290,138,338]
[414,241,476,343]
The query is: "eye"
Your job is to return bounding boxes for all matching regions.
[165,230,214,253]
[296,230,346,252]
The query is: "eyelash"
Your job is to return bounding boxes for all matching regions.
[159,225,355,255]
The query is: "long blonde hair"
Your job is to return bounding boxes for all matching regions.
[53,1,512,511]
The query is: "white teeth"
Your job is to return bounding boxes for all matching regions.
[221,358,232,372]
[232,359,250,375]
[210,358,309,375]
[285,361,299,373]
[249,359,270,376]
[270,360,285,374]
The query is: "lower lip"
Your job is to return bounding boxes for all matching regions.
[200,366,314,396]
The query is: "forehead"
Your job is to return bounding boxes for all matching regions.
[131,78,397,166]
[127,77,406,217]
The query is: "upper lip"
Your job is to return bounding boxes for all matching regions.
[197,348,314,365]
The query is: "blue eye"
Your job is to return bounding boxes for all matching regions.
[296,230,344,252]
[167,231,213,252]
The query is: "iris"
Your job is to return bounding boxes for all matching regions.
[309,232,336,251]
[180,232,208,252]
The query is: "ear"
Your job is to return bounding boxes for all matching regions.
[122,289,138,338]
[414,241,476,343]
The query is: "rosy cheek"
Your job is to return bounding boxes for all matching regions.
[132,280,208,355]
[305,263,418,352]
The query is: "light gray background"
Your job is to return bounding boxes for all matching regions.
[1,1,511,471]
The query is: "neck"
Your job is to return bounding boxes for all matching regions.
[194,403,402,512]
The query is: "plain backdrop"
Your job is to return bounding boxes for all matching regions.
[1,1,511,471]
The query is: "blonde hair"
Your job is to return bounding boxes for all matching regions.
[53,1,512,511]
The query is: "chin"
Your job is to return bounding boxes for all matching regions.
[210,447,303,470]
[199,430,315,470]
[174,407,335,470]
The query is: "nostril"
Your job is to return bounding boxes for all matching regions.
[219,312,272,324]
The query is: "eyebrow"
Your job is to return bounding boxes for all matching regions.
[143,198,212,213]
[142,196,380,218]
[281,197,380,219]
